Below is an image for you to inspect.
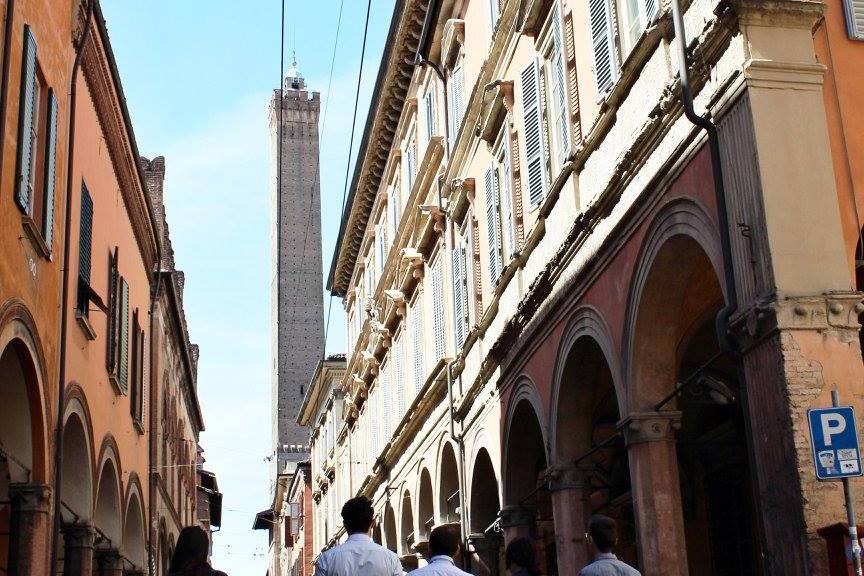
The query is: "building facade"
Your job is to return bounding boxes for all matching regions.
[270,63,325,481]
[0,2,219,574]
[325,0,864,575]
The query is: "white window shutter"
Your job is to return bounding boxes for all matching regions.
[484,166,503,284]
[452,240,466,350]
[521,59,547,207]
[425,89,437,141]
[15,27,37,214]
[644,0,659,23]
[502,142,515,257]
[551,3,571,163]
[412,293,424,394]
[845,0,864,39]
[396,334,406,415]
[463,226,474,328]
[449,62,466,146]
[432,253,445,361]
[590,0,617,96]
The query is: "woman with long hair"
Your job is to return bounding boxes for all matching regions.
[168,526,227,576]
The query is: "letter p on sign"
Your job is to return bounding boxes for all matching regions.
[821,413,847,447]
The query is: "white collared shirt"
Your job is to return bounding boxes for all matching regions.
[314,533,405,576]
[409,555,471,575]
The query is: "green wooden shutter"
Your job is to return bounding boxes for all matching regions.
[42,89,58,249]
[14,26,37,214]
[78,185,94,283]
[119,278,130,393]
[106,248,120,373]
[130,310,139,417]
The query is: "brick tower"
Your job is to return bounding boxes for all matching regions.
[269,60,323,483]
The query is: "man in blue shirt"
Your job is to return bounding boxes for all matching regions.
[579,515,641,576]
[410,525,471,575]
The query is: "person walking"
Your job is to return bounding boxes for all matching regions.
[579,515,640,576]
[409,525,471,575]
[314,496,405,576]
[505,537,539,576]
[167,526,227,576]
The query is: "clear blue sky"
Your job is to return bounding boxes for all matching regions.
[101,1,392,571]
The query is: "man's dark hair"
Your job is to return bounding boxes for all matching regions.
[341,497,374,534]
[588,514,617,552]
[428,525,461,558]
[505,537,537,572]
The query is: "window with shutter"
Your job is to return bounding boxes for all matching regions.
[590,0,617,95]
[448,61,466,146]
[403,133,416,197]
[119,278,130,394]
[395,332,406,415]
[42,89,58,250]
[411,292,424,394]
[77,185,94,315]
[107,248,120,374]
[501,139,516,258]
[130,310,145,424]
[489,0,500,32]
[452,239,465,350]
[424,89,436,142]
[551,3,571,163]
[521,59,548,208]
[15,26,37,215]
[845,0,864,39]
[431,252,445,361]
[484,166,503,284]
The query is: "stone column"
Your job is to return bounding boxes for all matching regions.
[622,412,688,576]
[94,548,124,576]
[7,483,52,576]
[499,504,536,545]
[548,464,590,574]
[62,523,96,576]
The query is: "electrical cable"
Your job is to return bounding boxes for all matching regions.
[323,0,374,358]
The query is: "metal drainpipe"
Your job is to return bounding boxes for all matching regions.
[147,266,164,575]
[0,0,15,184]
[50,2,94,573]
[669,0,739,350]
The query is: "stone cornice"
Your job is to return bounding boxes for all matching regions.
[328,0,430,297]
[81,15,158,271]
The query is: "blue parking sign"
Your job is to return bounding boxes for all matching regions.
[808,406,863,480]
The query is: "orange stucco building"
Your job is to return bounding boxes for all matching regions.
[0,2,219,575]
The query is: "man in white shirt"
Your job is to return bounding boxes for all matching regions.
[410,525,471,576]
[314,497,405,576]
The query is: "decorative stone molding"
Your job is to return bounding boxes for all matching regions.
[730,292,864,351]
[620,412,682,446]
[546,464,589,492]
[500,504,537,528]
[732,0,826,28]
[478,80,513,145]
[9,483,52,513]
[442,19,465,69]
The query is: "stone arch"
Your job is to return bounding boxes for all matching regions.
[94,437,123,547]
[416,467,434,543]
[468,448,500,535]
[502,377,548,506]
[383,502,398,553]
[622,197,726,408]
[60,392,95,523]
[123,478,147,570]
[549,306,624,459]
[0,301,50,484]
[437,441,460,524]
[399,488,414,555]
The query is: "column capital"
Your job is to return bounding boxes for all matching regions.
[620,411,681,446]
[9,482,52,513]
[499,504,536,529]
[546,464,590,492]
[730,292,864,351]
[62,523,96,546]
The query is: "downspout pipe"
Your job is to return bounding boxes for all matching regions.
[670,0,738,353]
[0,0,15,183]
[147,267,164,575]
[51,2,94,574]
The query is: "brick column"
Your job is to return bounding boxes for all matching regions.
[622,412,688,576]
[62,523,95,576]
[94,549,124,576]
[7,483,52,576]
[499,504,536,545]
[548,464,590,574]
